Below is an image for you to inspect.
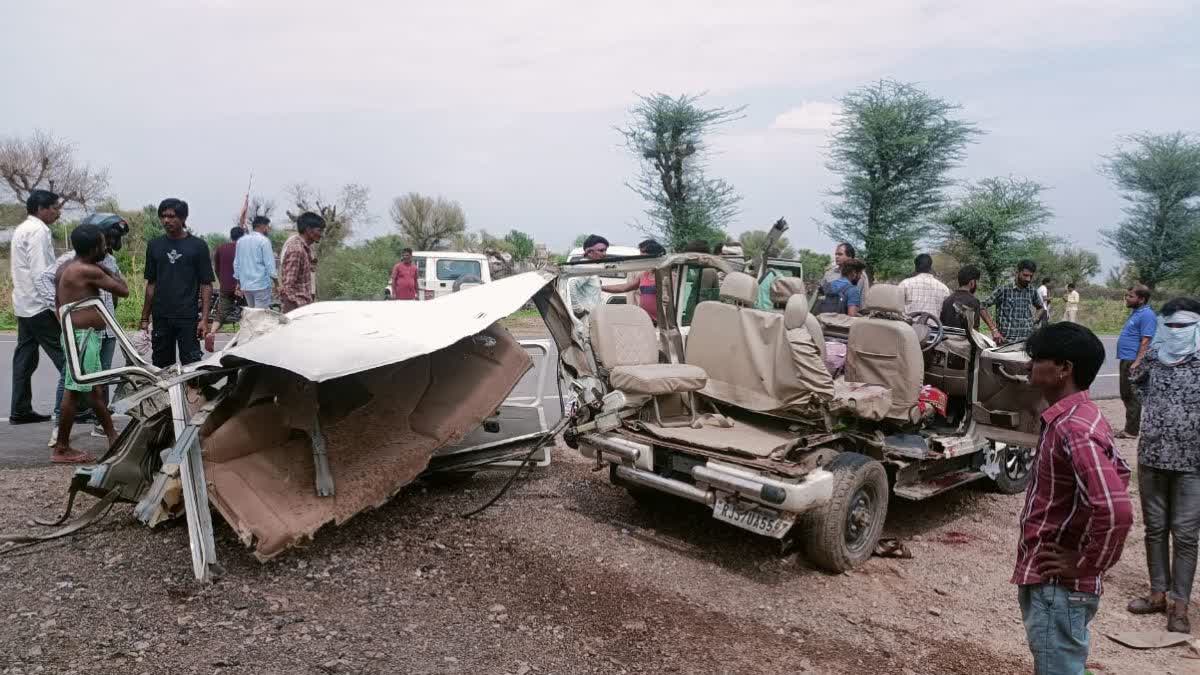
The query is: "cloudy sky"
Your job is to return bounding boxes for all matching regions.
[5,1,1197,270]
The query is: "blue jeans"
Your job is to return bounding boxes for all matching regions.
[243,287,272,309]
[1018,583,1100,675]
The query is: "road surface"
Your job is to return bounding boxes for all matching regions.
[0,332,1119,468]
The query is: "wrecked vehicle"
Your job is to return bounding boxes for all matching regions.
[554,239,1042,572]
[13,272,578,581]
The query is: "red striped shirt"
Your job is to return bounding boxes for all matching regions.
[1010,390,1133,595]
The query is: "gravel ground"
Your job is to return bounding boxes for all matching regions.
[2,399,1197,674]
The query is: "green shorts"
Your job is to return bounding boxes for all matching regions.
[62,329,102,393]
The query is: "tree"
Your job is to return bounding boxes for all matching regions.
[822,80,981,280]
[738,230,795,262]
[235,195,275,227]
[0,130,110,211]
[934,177,1052,287]
[795,248,833,286]
[618,93,743,250]
[389,192,466,250]
[1041,246,1101,286]
[503,230,536,263]
[285,182,372,256]
[1101,132,1200,289]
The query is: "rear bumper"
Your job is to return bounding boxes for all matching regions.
[579,433,833,516]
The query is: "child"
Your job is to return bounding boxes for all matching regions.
[51,224,129,463]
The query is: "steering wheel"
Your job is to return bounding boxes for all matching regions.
[908,311,945,352]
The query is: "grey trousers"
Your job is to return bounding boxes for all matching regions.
[1139,465,1200,603]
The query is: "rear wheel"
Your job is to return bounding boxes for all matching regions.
[992,445,1035,494]
[802,452,889,573]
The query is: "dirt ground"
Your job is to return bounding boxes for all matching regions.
[2,400,1199,675]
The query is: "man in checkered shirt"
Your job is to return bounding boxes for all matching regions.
[985,259,1047,345]
[897,253,950,317]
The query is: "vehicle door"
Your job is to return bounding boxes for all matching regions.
[413,255,432,300]
[966,333,1043,447]
[430,338,559,470]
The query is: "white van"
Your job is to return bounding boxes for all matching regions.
[384,251,492,300]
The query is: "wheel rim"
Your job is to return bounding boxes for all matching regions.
[844,486,877,553]
[1004,447,1035,482]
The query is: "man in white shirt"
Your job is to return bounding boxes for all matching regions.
[1037,277,1053,323]
[897,253,950,317]
[9,190,66,424]
[1064,283,1081,323]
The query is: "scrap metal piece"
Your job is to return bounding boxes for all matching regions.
[170,383,220,582]
[311,417,335,497]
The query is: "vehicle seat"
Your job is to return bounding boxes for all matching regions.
[844,284,924,421]
[685,272,832,416]
[770,276,825,360]
[784,294,836,399]
[589,303,707,426]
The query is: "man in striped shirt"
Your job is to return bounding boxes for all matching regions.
[1012,322,1133,674]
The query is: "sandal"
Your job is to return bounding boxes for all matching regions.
[1115,430,1139,440]
[1128,596,1167,615]
[50,449,97,465]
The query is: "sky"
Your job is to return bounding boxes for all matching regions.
[4,0,1198,272]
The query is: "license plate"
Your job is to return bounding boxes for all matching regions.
[712,495,795,539]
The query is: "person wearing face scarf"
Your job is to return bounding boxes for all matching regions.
[1125,296,1200,633]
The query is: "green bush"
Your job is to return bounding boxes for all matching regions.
[317,237,404,301]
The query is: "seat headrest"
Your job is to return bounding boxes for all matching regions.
[719,272,758,306]
[865,284,906,315]
[769,276,806,306]
[784,294,809,329]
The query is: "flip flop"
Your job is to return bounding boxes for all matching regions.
[50,450,97,465]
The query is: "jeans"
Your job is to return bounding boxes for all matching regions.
[10,309,65,417]
[151,317,203,368]
[1119,360,1141,434]
[1019,583,1099,675]
[243,287,272,309]
[1139,465,1200,603]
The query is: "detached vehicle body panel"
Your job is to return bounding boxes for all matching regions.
[552,245,1042,572]
[54,272,568,579]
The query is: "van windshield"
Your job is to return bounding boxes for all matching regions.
[436,259,482,281]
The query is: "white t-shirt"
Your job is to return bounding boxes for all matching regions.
[1037,285,1050,305]
[1066,290,1080,306]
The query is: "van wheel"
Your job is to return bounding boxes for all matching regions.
[452,275,482,292]
[802,453,889,573]
[992,446,1035,495]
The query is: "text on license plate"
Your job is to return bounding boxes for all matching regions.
[712,495,795,539]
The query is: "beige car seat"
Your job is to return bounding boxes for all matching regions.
[590,303,707,426]
[844,284,924,420]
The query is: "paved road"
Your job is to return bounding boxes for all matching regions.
[0,332,1119,468]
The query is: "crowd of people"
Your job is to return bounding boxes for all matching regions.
[8,207,1200,671]
[8,189,327,462]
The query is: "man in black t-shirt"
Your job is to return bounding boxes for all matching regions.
[940,264,1001,336]
[139,198,215,368]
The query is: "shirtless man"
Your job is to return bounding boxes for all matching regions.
[52,224,129,463]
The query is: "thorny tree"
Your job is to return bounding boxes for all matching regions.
[389,192,467,250]
[619,93,743,251]
[286,182,372,256]
[822,80,980,280]
[0,130,109,211]
[1101,132,1200,289]
[935,176,1052,287]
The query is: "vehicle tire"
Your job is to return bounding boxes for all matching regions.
[992,445,1036,495]
[801,452,889,573]
[452,275,482,292]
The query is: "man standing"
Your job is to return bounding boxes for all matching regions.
[9,190,65,425]
[1013,322,1132,674]
[568,234,608,318]
[984,259,1046,345]
[820,242,870,298]
[207,226,244,350]
[390,247,420,301]
[279,212,325,313]
[939,264,1001,335]
[139,198,215,368]
[815,258,867,317]
[1064,283,1081,323]
[898,253,950,317]
[234,215,276,308]
[1037,277,1053,320]
[51,224,128,463]
[1116,284,1156,439]
[1126,297,1200,633]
